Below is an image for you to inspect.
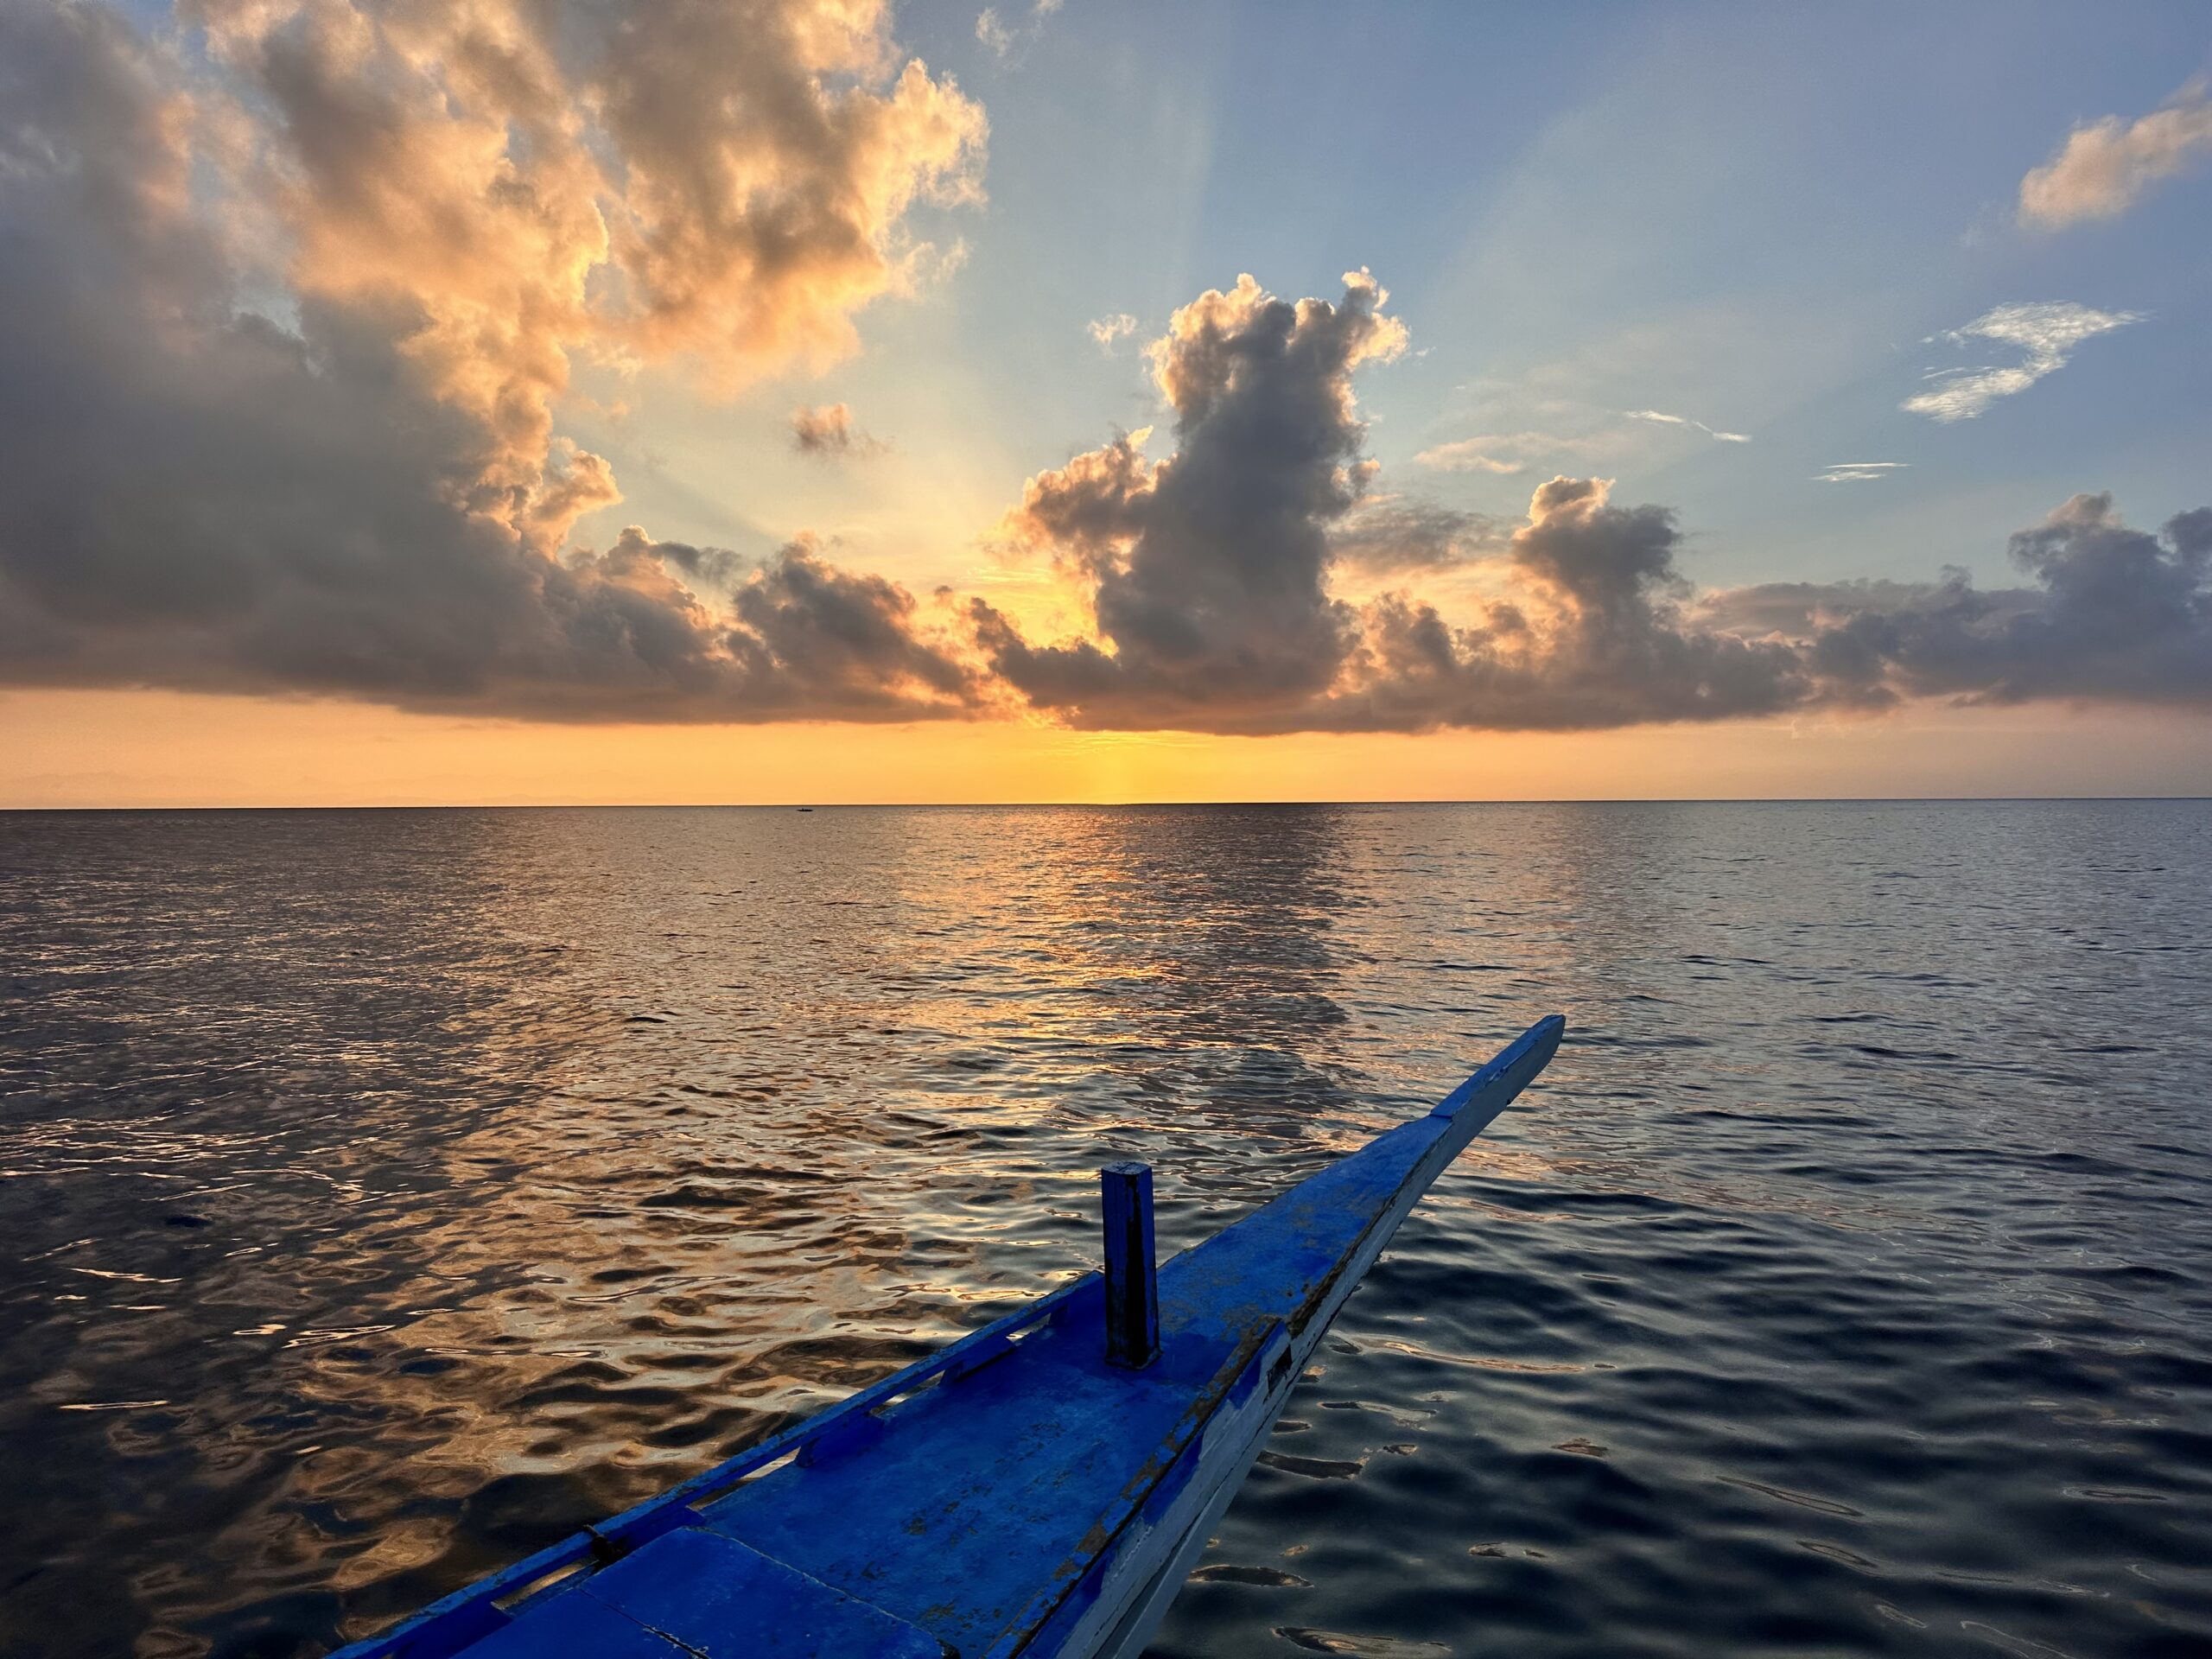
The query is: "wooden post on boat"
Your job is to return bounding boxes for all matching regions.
[1101,1162,1160,1369]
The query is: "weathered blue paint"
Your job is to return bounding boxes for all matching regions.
[1099,1163,1159,1370]
[454,1529,955,1659]
[328,1014,1565,1659]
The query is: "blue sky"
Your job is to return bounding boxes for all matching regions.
[578,1,2209,592]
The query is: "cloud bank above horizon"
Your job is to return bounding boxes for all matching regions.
[2,1,2208,740]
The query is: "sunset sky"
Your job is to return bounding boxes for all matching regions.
[3,0,2210,804]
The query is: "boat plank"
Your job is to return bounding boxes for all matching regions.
[577,1528,950,1659]
[696,1294,1251,1656]
[454,1589,683,1659]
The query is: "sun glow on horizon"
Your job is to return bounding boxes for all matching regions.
[9,690,2209,810]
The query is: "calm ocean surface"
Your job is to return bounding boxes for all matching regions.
[2,803,2209,1659]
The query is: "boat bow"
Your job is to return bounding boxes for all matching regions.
[333,1014,1566,1659]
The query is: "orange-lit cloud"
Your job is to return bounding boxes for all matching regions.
[2020,79,2212,229]
[596,3,986,383]
[0,0,981,722]
[188,0,979,542]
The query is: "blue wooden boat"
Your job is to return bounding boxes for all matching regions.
[333,1014,1564,1659]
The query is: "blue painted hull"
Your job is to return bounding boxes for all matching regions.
[332,1015,1565,1659]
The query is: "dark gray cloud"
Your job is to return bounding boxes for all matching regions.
[1751,494,2212,711]
[0,0,976,723]
[556,531,981,721]
[1297,489,2212,732]
[789,404,884,458]
[1694,575,1983,637]
[972,270,1407,727]
[1327,499,1507,575]
[1304,476,1809,734]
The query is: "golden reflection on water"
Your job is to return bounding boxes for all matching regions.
[117,805,1410,1649]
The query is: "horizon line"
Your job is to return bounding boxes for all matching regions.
[4,796,2209,813]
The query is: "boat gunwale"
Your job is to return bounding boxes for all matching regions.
[333,1274,1099,1658]
[979,1319,1289,1658]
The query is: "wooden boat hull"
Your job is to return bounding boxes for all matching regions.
[332,1014,1564,1659]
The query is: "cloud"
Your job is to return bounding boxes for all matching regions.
[702,535,981,719]
[2020,81,2212,229]
[1324,486,2212,731]
[971,270,1407,727]
[578,2,987,385]
[0,0,980,723]
[1087,312,1139,350]
[178,0,986,523]
[966,276,1802,734]
[1815,461,1909,484]
[1415,410,1745,475]
[1711,495,2212,712]
[790,403,885,458]
[976,0,1063,63]
[993,473,2212,732]
[1309,477,1808,733]
[1623,409,1751,442]
[1692,576,1987,638]
[1903,302,2140,422]
[1414,438,1529,475]
[1328,499,1508,575]
[527,442,626,552]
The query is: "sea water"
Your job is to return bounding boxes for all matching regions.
[1,803,2207,1657]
